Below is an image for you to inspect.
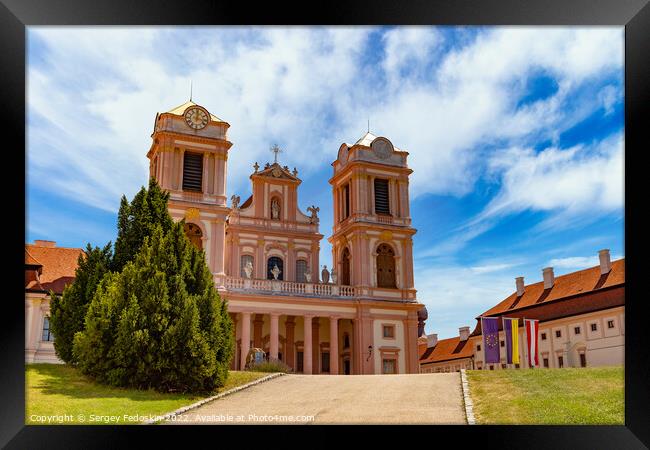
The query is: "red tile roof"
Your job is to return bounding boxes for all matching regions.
[470,258,625,336]
[25,248,43,267]
[25,243,83,295]
[419,336,473,364]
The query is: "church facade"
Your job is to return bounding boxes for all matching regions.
[147,100,425,374]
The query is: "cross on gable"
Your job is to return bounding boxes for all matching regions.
[270,144,282,163]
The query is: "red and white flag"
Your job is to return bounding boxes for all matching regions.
[525,319,539,367]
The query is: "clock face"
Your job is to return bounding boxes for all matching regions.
[372,139,392,159]
[184,107,209,130]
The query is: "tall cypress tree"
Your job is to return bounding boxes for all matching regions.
[49,243,113,364]
[74,223,234,392]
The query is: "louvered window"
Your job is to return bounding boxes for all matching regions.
[374,179,390,215]
[182,152,203,192]
[342,184,350,220]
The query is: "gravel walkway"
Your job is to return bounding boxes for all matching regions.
[164,373,465,425]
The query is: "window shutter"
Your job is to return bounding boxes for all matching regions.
[374,179,390,215]
[183,152,203,192]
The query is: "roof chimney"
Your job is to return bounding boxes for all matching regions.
[459,326,470,342]
[34,240,56,248]
[515,276,525,297]
[543,267,554,289]
[599,249,612,275]
[427,333,438,348]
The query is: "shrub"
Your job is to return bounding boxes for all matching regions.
[249,358,292,373]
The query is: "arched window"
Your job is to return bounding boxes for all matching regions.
[184,223,203,250]
[341,247,351,286]
[267,256,284,280]
[376,244,396,288]
[270,197,281,220]
[295,259,308,282]
[240,255,254,278]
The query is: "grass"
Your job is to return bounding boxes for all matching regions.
[466,366,624,425]
[26,364,270,425]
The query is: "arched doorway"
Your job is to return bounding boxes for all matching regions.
[376,244,396,288]
[341,247,351,285]
[184,222,203,250]
[267,256,284,280]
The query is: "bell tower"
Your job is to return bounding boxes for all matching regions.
[147,100,233,286]
[328,132,416,300]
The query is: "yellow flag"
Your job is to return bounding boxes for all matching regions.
[511,318,520,364]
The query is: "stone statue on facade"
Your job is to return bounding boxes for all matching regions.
[321,265,330,284]
[417,306,428,337]
[307,205,320,224]
[304,269,312,283]
[271,264,282,280]
[243,261,253,279]
[330,268,338,285]
[230,194,240,210]
[253,162,259,173]
[271,199,281,220]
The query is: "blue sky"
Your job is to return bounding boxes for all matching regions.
[26,26,624,339]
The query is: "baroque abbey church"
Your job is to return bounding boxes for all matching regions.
[148,100,425,374]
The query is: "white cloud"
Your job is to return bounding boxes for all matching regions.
[415,261,516,339]
[548,253,622,271]
[483,132,624,219]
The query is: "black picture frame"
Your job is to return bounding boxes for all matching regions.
[2,0,648,448]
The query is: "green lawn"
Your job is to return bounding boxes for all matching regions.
[26,364,269,425]
[466,366,624,424]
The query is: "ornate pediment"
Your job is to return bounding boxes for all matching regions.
[254,162,300,182]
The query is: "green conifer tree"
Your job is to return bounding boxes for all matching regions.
[74,223,233,392]
[49,243,112,364]
[112,177,173,272]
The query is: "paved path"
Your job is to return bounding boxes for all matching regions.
[165,373,466,425]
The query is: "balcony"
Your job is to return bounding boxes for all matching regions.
[222,276,357,298]
[217,276,417,302]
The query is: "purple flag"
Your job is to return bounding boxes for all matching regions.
[503,317,513,364]
[482,317,500,364]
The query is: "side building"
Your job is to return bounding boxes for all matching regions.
[25,240,81,363]
[419,249,624,371]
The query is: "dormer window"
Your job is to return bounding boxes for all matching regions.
[182,152,203,192]
[374,179,390,215]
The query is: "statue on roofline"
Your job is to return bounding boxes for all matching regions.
[307,205,320,224]
[230,194,240,210]
[321,265,330,284]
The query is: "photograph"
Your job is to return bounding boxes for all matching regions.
[21,24,628,428]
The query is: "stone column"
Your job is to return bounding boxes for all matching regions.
[406,310,419,374]
[240,312,251,369]
[270,313,279,360]
[253,314,264,348]
[312,317,320,374]
[303,315,313,374]
[285,316,295,370]
[329,316,339,375]
[229,313,238,370]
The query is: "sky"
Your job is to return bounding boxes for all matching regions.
[26,26,624,339]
